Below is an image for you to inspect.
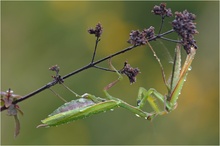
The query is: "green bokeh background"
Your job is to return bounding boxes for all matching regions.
[1,1,219,145]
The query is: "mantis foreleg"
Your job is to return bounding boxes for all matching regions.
[137,87,171,115]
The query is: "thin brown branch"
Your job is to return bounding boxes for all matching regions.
[1,30,174,112]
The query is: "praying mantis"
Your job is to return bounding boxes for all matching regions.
[37,44,196,128]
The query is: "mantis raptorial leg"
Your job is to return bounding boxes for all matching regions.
[102,59,155,119]
[135,44,196,115]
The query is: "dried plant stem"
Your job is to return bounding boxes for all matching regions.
[1,29,173,112]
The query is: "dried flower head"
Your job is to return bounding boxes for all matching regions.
[152,3,173,18]
[127,30,146,46]
[1,88,22,108]
[120,61,140,84]
[49,65,63,83]
[172,10,199,54]
[88,22,103,37]
[49,65,60,73]
[127,26,155,46]
[142,26,155,40]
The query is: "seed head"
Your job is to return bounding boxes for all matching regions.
[127,26,155,46]
[120,61,140,84]
[88,22,103,38]
[152,3,173,18]
[172,10,199,54]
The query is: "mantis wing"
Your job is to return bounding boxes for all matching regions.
[37,98,118,128]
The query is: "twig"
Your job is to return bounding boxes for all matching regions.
[160,36,181,43]
[1,30,174,112]
[158,16,165,35]
[93,65,116,72]
[91,37,100,63]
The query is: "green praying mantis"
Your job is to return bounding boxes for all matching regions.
[37,44,196,128]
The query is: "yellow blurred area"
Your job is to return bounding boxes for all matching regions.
[48,1,89,27]
[1,1,219,145]
[85,11,133,55]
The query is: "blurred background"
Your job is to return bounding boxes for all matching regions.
[1,1,219,145]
